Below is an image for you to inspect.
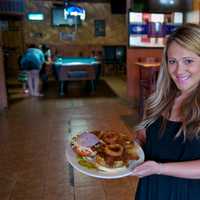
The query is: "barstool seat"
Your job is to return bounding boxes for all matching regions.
[136,59,160,118]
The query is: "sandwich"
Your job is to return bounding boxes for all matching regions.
[71,132,100,157]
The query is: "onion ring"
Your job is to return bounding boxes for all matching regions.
[104,144,124,157]
[102,132,119,144]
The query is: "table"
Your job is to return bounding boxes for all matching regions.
[135,62,160,68]
[53,57,101,96]
[135,62,160,118]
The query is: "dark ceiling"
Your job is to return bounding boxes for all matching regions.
[49,0,110,2]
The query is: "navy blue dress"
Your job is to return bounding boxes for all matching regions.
[135,117,200,200]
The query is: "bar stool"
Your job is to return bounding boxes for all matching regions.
[136,58,160,118]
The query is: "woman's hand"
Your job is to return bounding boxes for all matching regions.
[131,160,161,178]
[135,129,146,147]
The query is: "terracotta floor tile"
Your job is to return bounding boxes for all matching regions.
[104,185,134,200]
[102,177,131,188]
[11,177,44,200]
[75,185,106,200]
[74,170,104,187]
[44,174,74,200]
[0,176,16,200]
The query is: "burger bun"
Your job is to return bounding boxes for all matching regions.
[95,155,127,172]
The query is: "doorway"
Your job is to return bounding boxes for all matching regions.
[1,16,25,104]
[2,18,25,78]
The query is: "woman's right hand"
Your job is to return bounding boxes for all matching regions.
[135,129,146,147]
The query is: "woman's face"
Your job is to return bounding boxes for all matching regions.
[167,41,200,93]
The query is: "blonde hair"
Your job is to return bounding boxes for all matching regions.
[135,23,200,140]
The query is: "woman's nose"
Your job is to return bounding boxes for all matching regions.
[175,61,185,74]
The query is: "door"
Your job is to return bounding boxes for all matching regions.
[2,19,25,78]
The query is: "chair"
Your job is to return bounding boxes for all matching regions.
[115,46,126,74]
[137,58,160,118]
[58,65,96,96]
[103,46,116,75]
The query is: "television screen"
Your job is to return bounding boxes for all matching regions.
[133,0,192,13]
[51,7,81,27]
[148,0,192,13]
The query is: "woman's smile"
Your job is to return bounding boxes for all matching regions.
[175,74,190,85]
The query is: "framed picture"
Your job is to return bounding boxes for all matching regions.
[59,32,75,41]
[94,19,105,37]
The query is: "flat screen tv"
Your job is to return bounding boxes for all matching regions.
[148,0,192,13]
[51,7,81,27]
[133,0,192,13]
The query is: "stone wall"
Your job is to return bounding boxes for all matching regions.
[24,1,127,48]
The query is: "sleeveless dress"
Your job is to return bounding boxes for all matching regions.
[135,117,200,200]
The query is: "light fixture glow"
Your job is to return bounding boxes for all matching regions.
[27,13,44,21]
[64,5,86,21]
[160,0,174,5]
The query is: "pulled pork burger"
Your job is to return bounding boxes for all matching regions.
[71,132,100,157]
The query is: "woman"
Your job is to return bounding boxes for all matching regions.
[132,23,200,200]
[21,44,45,96]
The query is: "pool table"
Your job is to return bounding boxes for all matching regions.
[52,57,101,96]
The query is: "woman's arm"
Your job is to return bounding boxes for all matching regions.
[131,160,200,179]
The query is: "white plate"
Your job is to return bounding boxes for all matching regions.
[66,133,145,179]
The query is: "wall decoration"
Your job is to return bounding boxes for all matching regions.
[128,12,183,48]
[59,32,75,41]
[30,32,43,38]
[94,19,105,37]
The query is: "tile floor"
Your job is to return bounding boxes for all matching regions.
[0,76,140,200]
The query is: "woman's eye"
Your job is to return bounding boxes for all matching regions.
[168,59,176,65]
[183,59,194,65]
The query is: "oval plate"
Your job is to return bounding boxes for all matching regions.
[66,132,145,179]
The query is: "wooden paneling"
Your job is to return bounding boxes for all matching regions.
[193,0,200,10]
[0,32,8,110]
